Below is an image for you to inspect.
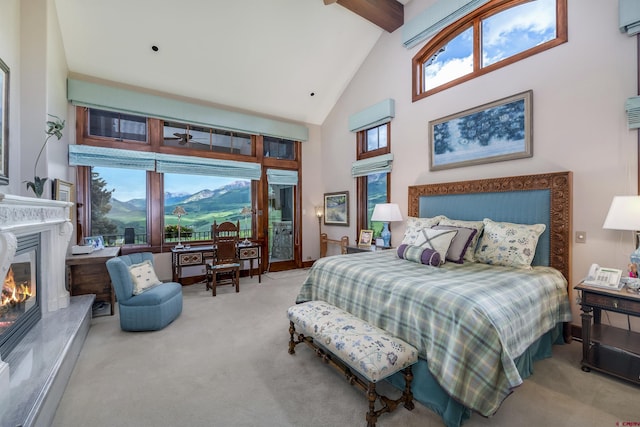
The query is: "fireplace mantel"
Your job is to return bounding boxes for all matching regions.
[0,193,74,410]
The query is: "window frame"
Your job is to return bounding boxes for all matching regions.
[355,123,391,237]
[74,107,302,263]
[412,0,567,101]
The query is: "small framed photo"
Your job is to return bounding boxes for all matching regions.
[84,235,105,250]
[358,229,373,246]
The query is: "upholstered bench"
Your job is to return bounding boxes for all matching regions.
[287,301,418,427]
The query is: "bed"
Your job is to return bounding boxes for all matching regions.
[296,171,573,427]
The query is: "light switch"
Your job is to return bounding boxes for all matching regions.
[575,231,586,243]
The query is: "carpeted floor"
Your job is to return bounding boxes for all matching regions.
[52,269,639,427]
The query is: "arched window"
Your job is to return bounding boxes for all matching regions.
[412,0,567,101]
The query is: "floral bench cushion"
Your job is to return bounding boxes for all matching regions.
[287,301,418,383]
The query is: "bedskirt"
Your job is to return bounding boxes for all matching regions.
[387,322,565,427]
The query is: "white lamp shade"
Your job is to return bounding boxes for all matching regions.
[603,196,640,230]
[371,203,403,222]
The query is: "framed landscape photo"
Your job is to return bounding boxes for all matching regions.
[323,191,349,226]
[0,57,9,185]
[429,90,533,171]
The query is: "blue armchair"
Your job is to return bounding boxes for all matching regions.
[106,252,183,331]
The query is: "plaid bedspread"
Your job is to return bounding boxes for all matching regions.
[296,250,572,416]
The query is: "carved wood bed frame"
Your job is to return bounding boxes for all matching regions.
[408,171,573,340]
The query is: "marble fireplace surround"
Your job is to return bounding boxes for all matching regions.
[0,193,93,426]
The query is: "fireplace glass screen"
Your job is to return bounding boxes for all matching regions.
[0,234,41,359]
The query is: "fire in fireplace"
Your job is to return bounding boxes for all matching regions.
[0,234,41,359]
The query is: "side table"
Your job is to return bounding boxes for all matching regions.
[346,245,393,254]
[574,282,640,385]
[66,246,121,316]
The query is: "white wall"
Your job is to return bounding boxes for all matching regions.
[319,0,638,328]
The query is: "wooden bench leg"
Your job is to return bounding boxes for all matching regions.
[403,366,415,411]
[288,321,297,355]
[366,382,378,427]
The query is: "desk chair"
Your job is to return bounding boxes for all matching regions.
[206,221,241,296]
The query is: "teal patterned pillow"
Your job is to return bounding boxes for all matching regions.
[475,218,546,269]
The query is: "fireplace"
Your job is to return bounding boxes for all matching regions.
[0,233,41,359]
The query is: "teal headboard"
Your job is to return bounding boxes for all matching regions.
[408,172,572,282]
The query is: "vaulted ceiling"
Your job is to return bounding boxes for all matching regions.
[54,0,409,127]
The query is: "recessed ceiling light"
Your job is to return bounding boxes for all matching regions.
[310,92,315,96]
[152,45,159,52]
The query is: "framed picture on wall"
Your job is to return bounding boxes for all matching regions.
[429,90,533,171]
[0,57,9,185]
[323,191,349,226]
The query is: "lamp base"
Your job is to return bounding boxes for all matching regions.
[241,238,252,246]
[174,243,184,249]
[380,222,391,247]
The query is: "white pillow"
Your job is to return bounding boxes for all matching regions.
[413,228,458,264]
[438,217,485,262]
[402,216,444,246]
[129,260,162,295]
[475,218,546,269]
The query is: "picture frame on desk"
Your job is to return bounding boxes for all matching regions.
[84,235,105,250]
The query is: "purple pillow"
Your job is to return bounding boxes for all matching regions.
[431,225,478,264]
[397,244,441,266]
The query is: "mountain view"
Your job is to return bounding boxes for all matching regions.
[102,180,252,240]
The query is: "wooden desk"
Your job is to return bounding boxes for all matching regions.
[172,243,261,284]
[66,246,121,316]
[575,282,640,385]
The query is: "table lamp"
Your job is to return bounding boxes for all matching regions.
[371,203,403,247]
[172,206,187,249]
[602,195,640,268]
[240,206,252,245]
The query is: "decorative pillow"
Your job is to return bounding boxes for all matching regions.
[438,217,485,262]
[401,216,444,246]
[397,244,441,266]
[413,228,458,264]
[129,260,162,295]
[475,218,546,269]
[431,225,478,264]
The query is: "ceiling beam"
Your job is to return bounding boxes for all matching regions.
[332,0,404,33]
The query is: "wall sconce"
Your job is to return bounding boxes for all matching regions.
[315,205,324,235]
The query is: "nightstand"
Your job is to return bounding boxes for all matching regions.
[574,282,640,385]
[345,245,393,254]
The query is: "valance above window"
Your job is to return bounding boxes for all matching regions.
[402,0,490,48]
[620,0,640,36]
[69,145,262,180]
[626,96,640,129]
[348,99,395,133]
[68,145,156,170]
[67,78,309,142]
[266,169,298,186]
[155,153,261,180]
[351,153,394,178]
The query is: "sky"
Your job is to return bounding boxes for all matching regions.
[94,167,236,202]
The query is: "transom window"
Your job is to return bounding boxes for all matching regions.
[163,122,252,155]
[88,109,147,142]
[413,0,567,100]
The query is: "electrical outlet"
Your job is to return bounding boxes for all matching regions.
[575,231,586,243]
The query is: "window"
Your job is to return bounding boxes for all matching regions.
[88,109,147,142]
[413,0,566,100]
[264,136,296,160]
[356,124,391,239]
[163,174,251,244]
[91,167,147,246]
[163,122,252,155]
